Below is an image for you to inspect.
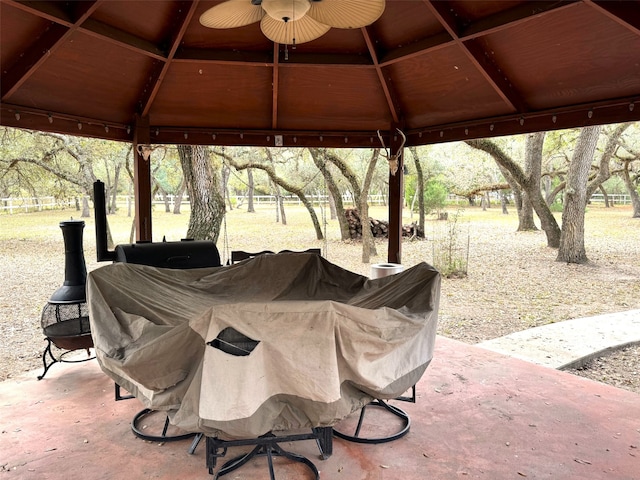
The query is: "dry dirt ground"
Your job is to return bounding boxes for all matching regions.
[1,205,639,394]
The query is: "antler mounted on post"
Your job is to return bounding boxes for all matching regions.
[377,128,407,176]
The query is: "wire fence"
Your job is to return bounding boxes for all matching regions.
[1,192,632,214]
[0,193,389,214]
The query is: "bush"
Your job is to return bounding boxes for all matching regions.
[432,209,469,278]
[424,179,448,215]
[406,178,448,215]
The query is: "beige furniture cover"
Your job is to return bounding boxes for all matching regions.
[87,253,440,438]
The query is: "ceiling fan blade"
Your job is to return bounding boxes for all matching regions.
[307,0,385,29]
[260,14,330,45]
[200,0,264,29]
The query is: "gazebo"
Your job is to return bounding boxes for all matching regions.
[2,0,640,261]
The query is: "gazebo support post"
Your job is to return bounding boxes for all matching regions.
[387,129,405,264]
[133,115,152,242]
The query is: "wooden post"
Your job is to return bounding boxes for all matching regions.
[387,129,405,263]
[133,115,152,242]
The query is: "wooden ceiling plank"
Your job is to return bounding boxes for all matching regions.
[425,0,524,114]
[2,0,103,100]
[585,0,640,36]
[139,1,200,117]
[362,26,400,124]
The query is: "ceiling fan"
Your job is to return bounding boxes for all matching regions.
[200,0,386,45]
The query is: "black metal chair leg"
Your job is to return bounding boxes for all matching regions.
[189,433,203,454]
[131,408,197,442]
[333,399,411,444]
[206,429,329,479]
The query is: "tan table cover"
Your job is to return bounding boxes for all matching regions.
[87,253,440,438]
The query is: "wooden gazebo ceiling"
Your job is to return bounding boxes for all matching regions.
[1,0,640,148]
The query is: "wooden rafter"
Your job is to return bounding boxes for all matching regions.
[1,0,103,100]
[272,43,280,129]
[424,0,522,113]
[361,26,401,125]
[139,1,200,117]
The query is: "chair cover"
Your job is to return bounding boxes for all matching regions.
[87,253,440,438]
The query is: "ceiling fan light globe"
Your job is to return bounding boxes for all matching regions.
[262,0,310,22]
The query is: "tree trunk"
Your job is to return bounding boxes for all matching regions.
[271,180,287,225]
[516,132,543,230]
[309,148,350,240]
[158,187,170,212]
[586,122,632,200]
[361,149,380,263]
[599,185,610,208]
[267,154,286,225]
[82,196,90,218]
[498,165,522,220]
[221,165,233,211]
[518,191,537,228]
[178,145,225,243]
[279,194,287,225]
[621,162,640,218]
[501,192,509,214]
[408,147,425,233]
[273,181,280,222]
[110,163,120,214]
[557,126,601,263]
[173,179,185,214]
[328,192,337,220]
[466,136,561,247]
[247,168,255,213]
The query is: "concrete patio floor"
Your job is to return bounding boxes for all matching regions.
[1,336,638,480]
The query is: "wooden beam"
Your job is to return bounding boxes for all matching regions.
[461,0,580,39]
[81,18,167,60]
[361,26,401,124]
[381,0,579,68]
[272,43,280,129]
[425,0,525,113]
[133,115,152,242]
[140,1,199,117]
[1,1,102,100]
[387,127,405,264]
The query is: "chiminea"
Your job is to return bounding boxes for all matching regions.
[38,220,94,380]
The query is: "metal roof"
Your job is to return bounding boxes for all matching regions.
[2,0,640,147]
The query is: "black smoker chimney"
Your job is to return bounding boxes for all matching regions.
[49,220,87,303]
